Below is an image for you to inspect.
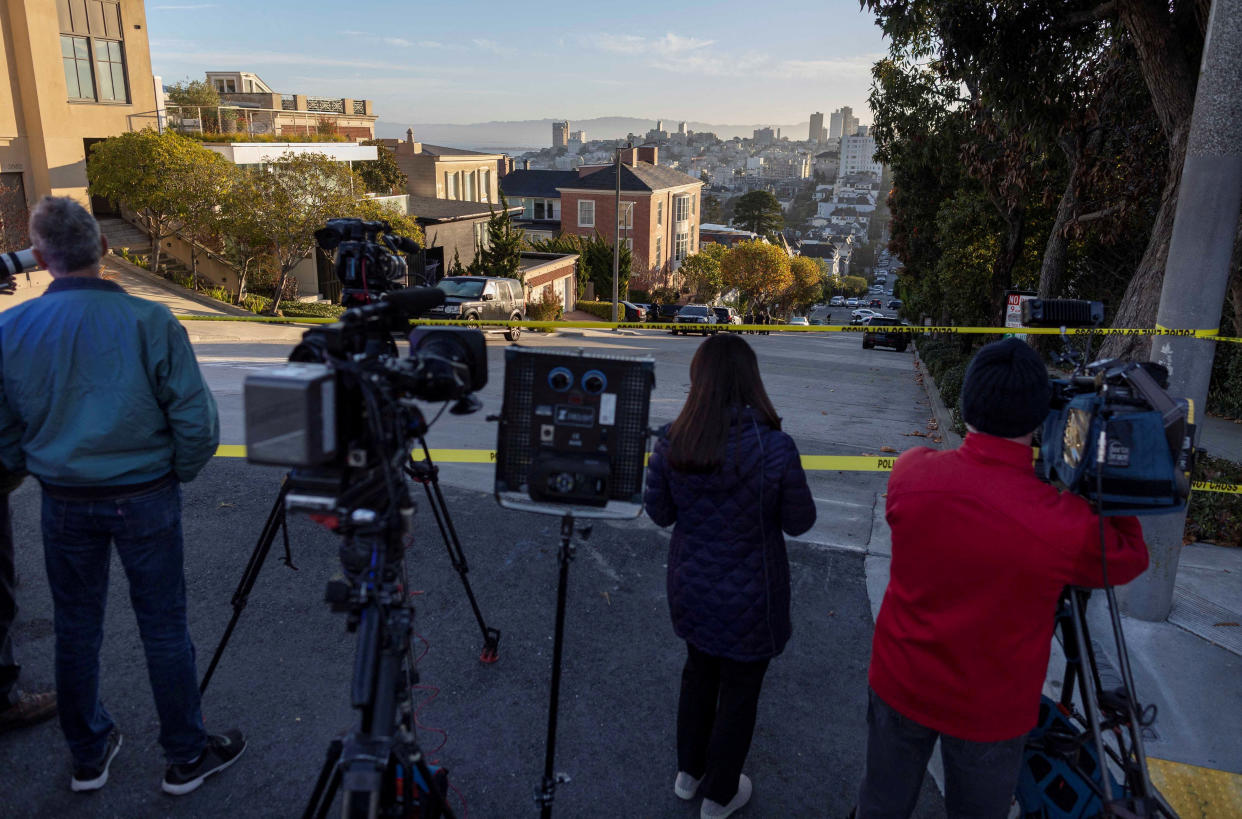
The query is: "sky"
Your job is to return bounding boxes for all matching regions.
[145,0,888,127]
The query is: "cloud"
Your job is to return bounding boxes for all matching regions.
[383,37,412,48]
[471,38,512,55]
[149,48,414,72]
[650,51,880,80]
[591,32,714,56]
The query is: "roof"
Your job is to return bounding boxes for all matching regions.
[499,169,579,199]
[558,162,702,193]
[406,195,521,223]
[419,144,503,158]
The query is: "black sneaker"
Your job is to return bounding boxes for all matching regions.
[71,729,123,792]
[161,730,246,796]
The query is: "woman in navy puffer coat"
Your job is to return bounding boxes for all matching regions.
[645,333,815,819]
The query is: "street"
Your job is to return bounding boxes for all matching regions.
[0,324,945,817]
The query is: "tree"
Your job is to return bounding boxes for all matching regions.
[679,242,728,301]
[782,256,825,311]
[87,129,233,276]
[720,240,791,310]
[702,194,725,224]
[243,152,358,314]
[356,140,408,195]
[165,79,222,133]
[841,275,869,298]
[528,232,631,300]
[473,192,525,280]
[732,190,784,237]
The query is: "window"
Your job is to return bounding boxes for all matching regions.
[624,238,633,251]
[674,195,690,222]
[657,201,663,225]
[445,172,459,199]
[578,200,595,228]
[57,1,127,103]
[656,236,663,267]
[473,221,489,251]
[94,39,127,102]
[480,169,491,202]
[534,200,546,220]
[674,231,688,262]
[619,202,633,229]
[464,170,477,202]
[61,36,94,100]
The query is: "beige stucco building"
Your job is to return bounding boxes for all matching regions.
[380,130,507,204]
[0,0,158,243]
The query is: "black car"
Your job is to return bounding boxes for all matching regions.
[888,299,903,310]
[654,303,681,323]
[672,304,718,335]
[620,301,646,322]
[861,316,910,352]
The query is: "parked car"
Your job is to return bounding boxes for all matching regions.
[846,298,859,308]
[711,306,742,326]
[862,316,910,352]
[830,296,845,307]
[425,276,526,341]
[619,301,646,322]
[888,299,903,310]
[672,304,718,335]
[850,308,882,325]
[787,316,810,326]
[655,303,681,323]
[869,298,883,309]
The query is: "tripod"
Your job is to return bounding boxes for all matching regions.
[200,444,501,695]
[301,517,456,819]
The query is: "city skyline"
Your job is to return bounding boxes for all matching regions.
[145,0,886,126]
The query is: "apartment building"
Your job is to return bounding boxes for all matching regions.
[1,0,159,229]
[556,146,702,292]
[381,130,504,203]
[840,133,882,177]
[194,71,377,139]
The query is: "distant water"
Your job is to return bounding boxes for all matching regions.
[463,146,540,156]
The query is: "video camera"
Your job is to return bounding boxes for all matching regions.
[314,218,422,309]
[243,286,486,518]
[0,247,37,295]
[1023,298,1197,515]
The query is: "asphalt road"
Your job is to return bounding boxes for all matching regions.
[1,325,945,818]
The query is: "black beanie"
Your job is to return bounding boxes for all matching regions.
[959,338,1052,438]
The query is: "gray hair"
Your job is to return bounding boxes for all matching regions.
[28,196,103,274]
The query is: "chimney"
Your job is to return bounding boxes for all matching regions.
[403,127,421,155]
[619,146,639,166]
[637,145,658,165]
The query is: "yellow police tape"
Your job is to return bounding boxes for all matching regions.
[212,445,1242,494]
[174,313,1240,341]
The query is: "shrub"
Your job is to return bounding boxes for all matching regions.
[1185,454,1242,547]
[574,300,615,320]
[187,132,349,144]
[527,288,563,322]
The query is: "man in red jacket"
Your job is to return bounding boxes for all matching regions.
[856,338,1149,818]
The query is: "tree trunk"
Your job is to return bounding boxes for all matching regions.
[1102,0,1199,358]
[1038,172,1078,300]
[990,206,1026,324]
[1101,122,1189,359]
[148,211,163,275]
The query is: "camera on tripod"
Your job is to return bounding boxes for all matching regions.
[314,218,422,308]
[1022,298,1197,515]
[0,247,38,295]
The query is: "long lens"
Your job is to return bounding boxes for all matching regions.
[0,248,37,277]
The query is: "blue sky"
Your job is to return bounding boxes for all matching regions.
[145,0,886,127]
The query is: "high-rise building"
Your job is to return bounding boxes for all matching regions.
[552,120,569,148]
[656,119,663,132]
[840,132,882,177]
[829,107,859,141]
[809,112,824,144]
[678,121,687,135]
[828,110,843,140]
[820,127,829,143]
[752,127,775,145]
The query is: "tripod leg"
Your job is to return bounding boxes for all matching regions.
[407,447,501,662]
[200,478,293,694]
[303,738,343,819]
[537,513,575,819]
[1068,588,1115,803]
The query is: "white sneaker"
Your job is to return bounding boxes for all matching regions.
[675,771,702,800]
[701,774,752,818]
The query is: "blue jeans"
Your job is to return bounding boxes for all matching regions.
[856,687,1025,819]
[42,482,207,765]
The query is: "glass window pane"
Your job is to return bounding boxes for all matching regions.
[75,38,90,59]
[61,36,75,58]
[63,60,80,97]
[77,63,94,99]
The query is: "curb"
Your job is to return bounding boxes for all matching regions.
[913,345,964,448]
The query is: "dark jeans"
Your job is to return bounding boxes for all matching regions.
[856,687,1025,819]
[677,642,771,805]
[41,482,207,765]
[0,497,18,709]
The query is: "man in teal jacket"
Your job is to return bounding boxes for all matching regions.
[0,197,244,795]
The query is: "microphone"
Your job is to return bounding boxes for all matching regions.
[382,286,445,316]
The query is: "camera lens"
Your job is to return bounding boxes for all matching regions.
[582,370,606,394]
[548,367,572,391]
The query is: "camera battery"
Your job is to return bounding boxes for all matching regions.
[243,363,337,466]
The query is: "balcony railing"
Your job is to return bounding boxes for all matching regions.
[306,96,345,114]
[133,105,375,140]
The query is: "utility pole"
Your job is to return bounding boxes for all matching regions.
[1123,0,1242,622]
[612,146,622,322]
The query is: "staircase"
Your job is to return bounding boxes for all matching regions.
[97,216,151,254]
